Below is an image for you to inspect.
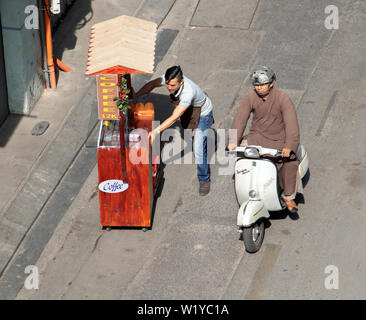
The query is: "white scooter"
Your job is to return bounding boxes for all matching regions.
[229,145,309,253]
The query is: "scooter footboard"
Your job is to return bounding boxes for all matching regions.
[237,200,270,227]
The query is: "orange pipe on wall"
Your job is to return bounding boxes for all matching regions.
[55,58,72,72]
[44,0,57,88]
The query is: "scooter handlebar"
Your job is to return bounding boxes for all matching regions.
[226,145,283,157]
[259,147,283,157]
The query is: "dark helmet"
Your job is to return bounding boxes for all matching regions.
[251,66,276,85]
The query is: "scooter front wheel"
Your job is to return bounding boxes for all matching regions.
[243,220,265,253]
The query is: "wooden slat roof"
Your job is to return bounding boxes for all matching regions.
[85,15,157,76]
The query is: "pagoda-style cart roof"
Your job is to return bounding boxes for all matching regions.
[86,15,157,76]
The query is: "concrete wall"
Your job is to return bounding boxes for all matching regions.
[0,14,9,126]
[0,0,44,115]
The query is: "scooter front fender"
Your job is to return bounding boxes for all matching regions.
[237,200,270,227]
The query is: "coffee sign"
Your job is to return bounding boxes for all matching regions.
[96,75,120,120]
[98,180,129,193]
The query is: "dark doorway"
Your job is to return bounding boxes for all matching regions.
[0,14,9,127]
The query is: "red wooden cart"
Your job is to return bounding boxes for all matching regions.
[85,15,159,230]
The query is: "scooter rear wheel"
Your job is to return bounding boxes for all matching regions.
[243,221,265,253]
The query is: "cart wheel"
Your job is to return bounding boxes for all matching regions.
[106,227,112,232]
[142,228,148,232]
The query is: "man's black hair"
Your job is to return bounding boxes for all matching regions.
[165,65,183,83]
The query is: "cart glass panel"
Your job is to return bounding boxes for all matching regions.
[98,120,120,148]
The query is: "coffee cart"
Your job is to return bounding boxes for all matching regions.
[85,15,159,230]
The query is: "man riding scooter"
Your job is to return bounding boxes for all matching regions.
[227,66,301,217]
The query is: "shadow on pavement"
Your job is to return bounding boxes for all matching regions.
[52,0,93,83]
[0,114,23,148]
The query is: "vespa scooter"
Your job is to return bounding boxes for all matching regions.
[229,145,309,253]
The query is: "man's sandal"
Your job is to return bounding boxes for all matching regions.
[282,198,298,214]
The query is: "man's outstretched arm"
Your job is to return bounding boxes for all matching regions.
[149,105,187,142]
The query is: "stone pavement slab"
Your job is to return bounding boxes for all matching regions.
[136,0,176,27]
[190,0,259,29]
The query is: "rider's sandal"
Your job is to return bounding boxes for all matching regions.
[282,198,298,214]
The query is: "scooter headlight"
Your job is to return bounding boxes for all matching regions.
[244,147,260,159]
[249,190,257,198]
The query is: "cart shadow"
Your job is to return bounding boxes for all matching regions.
[138,92,190,164]
[150,162,166,228]
[142,93,218,165]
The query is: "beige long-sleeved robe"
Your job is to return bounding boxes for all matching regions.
[231,88,300,198]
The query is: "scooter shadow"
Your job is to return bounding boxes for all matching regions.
[268,194,305,223]
[268,209,288,222]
